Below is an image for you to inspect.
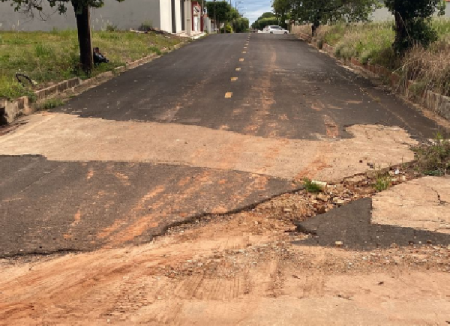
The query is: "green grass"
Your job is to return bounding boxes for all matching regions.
[373,174,392,192]
[37,98,64,110]
[0,30,183,100]
[303,178,324,193]
[315,19,450,69]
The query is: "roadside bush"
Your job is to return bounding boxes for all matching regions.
[304,19,449,97]
[220,24,233,33]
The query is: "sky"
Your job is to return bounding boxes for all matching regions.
[237,0,273,24]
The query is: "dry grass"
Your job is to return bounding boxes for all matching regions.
[403,43,450,97]
[291,25,312,35]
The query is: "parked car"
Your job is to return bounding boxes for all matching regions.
[265,25,289,34]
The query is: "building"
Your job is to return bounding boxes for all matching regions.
[372,0,450,21]
[0,0,207,35]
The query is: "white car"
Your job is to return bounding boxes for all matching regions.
[264,25,289,34]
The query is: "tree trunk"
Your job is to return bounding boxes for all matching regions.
[394,11,407,53]
[73,3,93,73]
[312,21,320,36]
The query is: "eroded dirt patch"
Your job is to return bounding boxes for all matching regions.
[1,201,450,325]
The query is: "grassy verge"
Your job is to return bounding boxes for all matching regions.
[413,134,450,176]
[0,30,184,100]
[297,19,450,96]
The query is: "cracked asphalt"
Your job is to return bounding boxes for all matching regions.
[0,33,446,257]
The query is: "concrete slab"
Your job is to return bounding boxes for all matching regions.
[0,113,417,182]
[372,176,450,234]
[294,198,450,250]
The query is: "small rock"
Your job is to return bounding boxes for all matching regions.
[333,198,345,205]
[335,241,343,248]
[317,193,329,202]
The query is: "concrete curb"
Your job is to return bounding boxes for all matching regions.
[294,33,450,122]
[0,42,185,125]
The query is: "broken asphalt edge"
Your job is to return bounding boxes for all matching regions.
[293,197,450,251]
[0,154,426,259]
[0,180,304,260]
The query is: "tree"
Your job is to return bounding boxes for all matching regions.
[2,0,124,72]
[384,0,445,53]
[232,17,249,33]
[251,12,277,30]
[290,0,380,35]
[273,0,291,28]
[206,1,231,33]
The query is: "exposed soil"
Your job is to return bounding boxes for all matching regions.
[1,168,450,325]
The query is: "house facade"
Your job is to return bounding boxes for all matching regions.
[0,0,205,34]
[372,0,450,21]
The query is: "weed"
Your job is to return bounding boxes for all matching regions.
[413,133,450,176]
[36,98,64,110]
[373,173,392,192]
[105,24,119,32]
[0,76,26,100]
[139,21,153,32]
[149,46,162,55]
[303,178,323,193]
[35,43,54,58]
[408,81,427,98]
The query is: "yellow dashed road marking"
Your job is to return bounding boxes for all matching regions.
[239,58,245,62]
[236,68,241,71]
[231,77,238,82]
[242,51,247,54]
[225,92,233,98]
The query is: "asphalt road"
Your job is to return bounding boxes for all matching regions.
[60,33,440,139]
[0,34,445,257]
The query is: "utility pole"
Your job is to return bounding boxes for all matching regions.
[201,0,204,32]
[214,0,217,33]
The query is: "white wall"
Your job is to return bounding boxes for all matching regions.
[372,5,450,21]
[159,0,173,32]
[175,0,182,32]
[0,0,161,31]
